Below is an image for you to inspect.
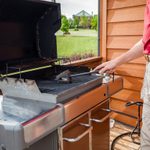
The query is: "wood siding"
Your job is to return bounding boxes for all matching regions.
[100,0,146,126]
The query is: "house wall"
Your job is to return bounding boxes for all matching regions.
[100,0,146,126]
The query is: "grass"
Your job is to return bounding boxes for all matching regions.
[56,29,97,37]
[57,35,98,58]
[69,29,97,35]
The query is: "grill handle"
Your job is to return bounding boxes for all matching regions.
[63,123,92,143]
[90,112,112,123]
[102,108,137,119]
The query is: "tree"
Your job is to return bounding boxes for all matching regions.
[91,15,98,30]
[79,16,88,28]
[61,16,70,34]
[73,16,79,30]
[68,18,74,29]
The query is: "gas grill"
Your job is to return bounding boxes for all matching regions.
[0,0,104,150]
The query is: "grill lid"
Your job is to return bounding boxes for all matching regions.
[0,0,61,64]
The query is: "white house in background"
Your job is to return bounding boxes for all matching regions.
[73,10,92,19]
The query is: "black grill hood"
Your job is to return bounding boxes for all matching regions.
[0,0,61,64]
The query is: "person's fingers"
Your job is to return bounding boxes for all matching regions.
[94,62,107,71]
[99,66,109,74]
[107,69,115,74]
[93,65,103,71]
[104,70,111,74]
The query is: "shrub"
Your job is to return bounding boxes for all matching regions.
[91,15,98,30]
[61,16,70,34]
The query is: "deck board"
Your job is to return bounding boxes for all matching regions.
[110,121,140,150]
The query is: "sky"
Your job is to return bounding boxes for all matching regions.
[56,0,98,18]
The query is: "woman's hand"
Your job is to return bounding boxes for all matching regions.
[94,60,118,74]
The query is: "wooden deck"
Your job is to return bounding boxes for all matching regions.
[110,121,140,150]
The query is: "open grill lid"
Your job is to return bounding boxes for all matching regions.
[0,0,61,65]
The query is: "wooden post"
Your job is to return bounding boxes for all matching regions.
[100,0,107,62]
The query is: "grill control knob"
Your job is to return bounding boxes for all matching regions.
[103,73,111,83]
[105,76,111,82]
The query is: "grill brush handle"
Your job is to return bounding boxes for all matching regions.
[56,70,102,80]
[70,70,99,78]
[56,70,101,83]
[56,69,115,83]
[70,72,114,82]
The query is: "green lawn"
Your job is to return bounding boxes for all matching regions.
[57,36,98,58]
[56,29,97,37]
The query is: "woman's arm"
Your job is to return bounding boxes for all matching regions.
[94,40,144,73]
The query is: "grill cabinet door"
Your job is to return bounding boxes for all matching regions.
[91,99,110,150]
[59,113,92,150]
